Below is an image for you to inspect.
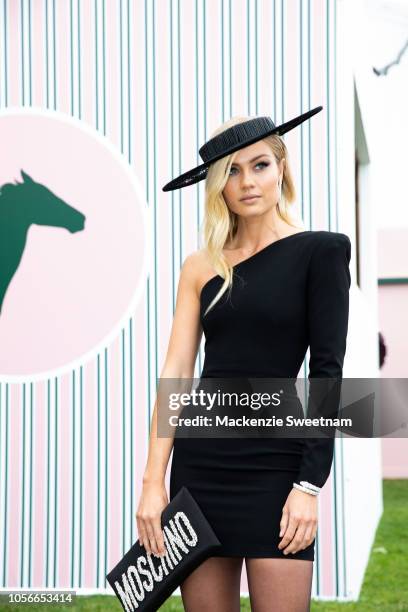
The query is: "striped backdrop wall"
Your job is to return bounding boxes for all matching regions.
[0,0,350,600]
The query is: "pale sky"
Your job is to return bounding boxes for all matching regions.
[364,0,408,228]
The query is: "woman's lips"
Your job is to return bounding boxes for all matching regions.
[241,195,260,201]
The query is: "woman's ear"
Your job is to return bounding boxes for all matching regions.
[279,158,285,183]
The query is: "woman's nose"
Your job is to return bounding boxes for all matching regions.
[240,170,255,187]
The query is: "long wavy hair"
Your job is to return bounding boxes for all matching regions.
[200,115,301,316]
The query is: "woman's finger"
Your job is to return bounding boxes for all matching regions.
[136,516,145,545]
[279,508,289,537]
[278,515,298,550]
[137,517,154,553]
[152,517,166,556]
[283,522,306,554]
[145,521,159,555]
[302,523,316,548]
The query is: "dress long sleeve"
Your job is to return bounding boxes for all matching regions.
[295,233,352,489]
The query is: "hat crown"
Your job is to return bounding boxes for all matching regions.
[199,116,276,163]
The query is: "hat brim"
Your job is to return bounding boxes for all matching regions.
[162,105,322,192]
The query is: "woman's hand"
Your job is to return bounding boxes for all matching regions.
[278,488,318,555]
[136,481,168,557]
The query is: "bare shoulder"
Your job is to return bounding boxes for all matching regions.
[180,249,215,298]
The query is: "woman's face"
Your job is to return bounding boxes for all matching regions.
[222,140,284,215]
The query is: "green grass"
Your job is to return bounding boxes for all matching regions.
[0,480,406,611]
[311,480,408,612]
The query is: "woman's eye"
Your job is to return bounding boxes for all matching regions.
[229,162,269,175]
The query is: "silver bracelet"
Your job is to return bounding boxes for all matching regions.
[300,480,321,493]
[293,482,319,496]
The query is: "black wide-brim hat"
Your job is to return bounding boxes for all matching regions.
[162,105,323,192]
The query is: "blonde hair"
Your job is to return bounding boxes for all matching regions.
[200,115,300,316]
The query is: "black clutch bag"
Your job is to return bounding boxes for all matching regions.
[106,486,222,611]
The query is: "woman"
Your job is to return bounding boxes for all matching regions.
[137,107,351,611]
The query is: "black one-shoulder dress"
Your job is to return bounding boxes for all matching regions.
[169,230,351,560]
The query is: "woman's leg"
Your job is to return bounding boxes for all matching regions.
[179,556,243,612]
[245,558,314,612]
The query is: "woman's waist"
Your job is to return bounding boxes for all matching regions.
[172,437,305,471]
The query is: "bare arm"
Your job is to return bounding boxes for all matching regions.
[136,252,204,556]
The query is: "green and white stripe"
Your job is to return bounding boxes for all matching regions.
[0,0,352,599]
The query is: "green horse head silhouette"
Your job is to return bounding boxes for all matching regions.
[0,170,86,314]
